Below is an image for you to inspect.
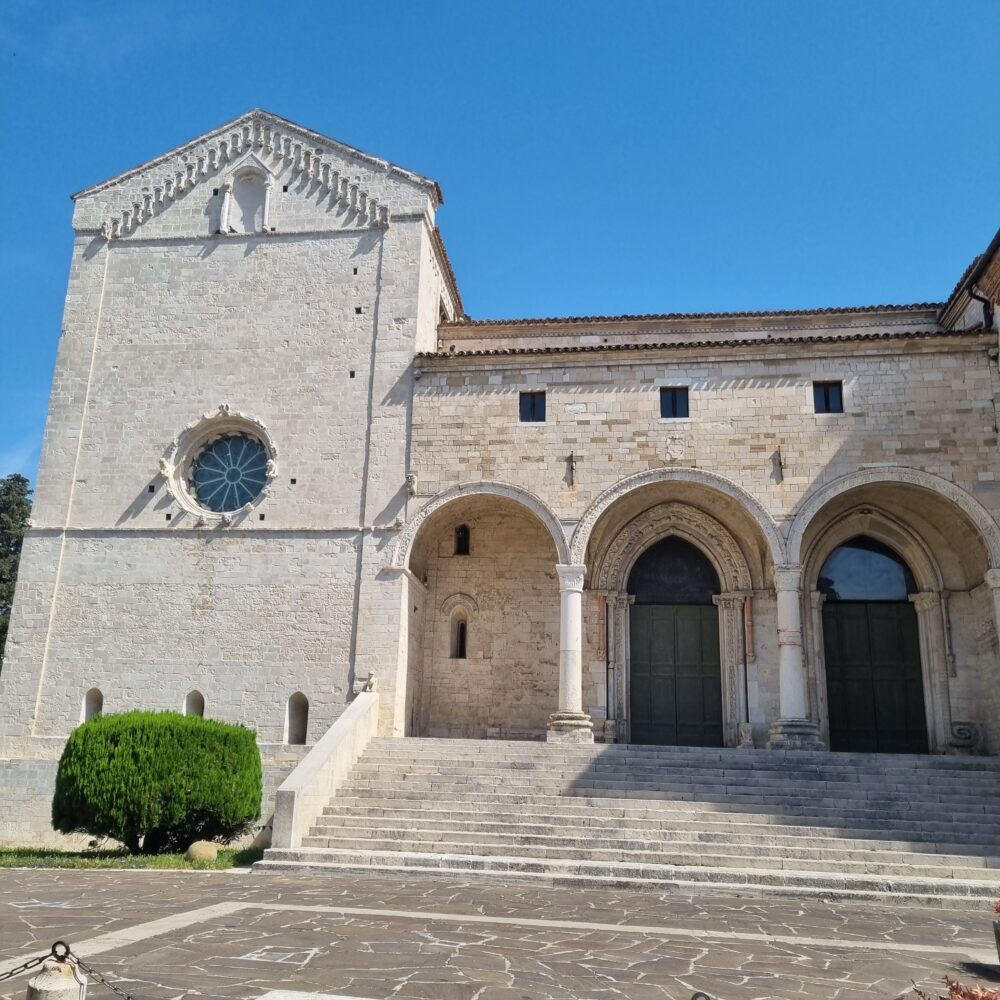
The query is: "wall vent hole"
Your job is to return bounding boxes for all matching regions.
[148,484,155,493]
[212,188,219,196]
[165,513,171,521]
[349,370,356,378]
[259,513,265,521]
[355,306,362,315]
[353,267,358,275]
[290,478,297,485]
[282,184,289,192]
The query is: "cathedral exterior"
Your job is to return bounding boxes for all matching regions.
[2,110,999,844]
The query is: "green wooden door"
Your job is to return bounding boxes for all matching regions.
[629,604,723,746]
[823,602,928,754]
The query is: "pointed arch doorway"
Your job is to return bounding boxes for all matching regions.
[628,537,724,746]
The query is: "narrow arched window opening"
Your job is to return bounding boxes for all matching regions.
[451,614,468,659]
[184,690,205,717]
[454,524,470,556]
[286,692,309,745]
[82,688,103,723]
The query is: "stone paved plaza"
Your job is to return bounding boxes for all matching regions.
[1,869,998,1000]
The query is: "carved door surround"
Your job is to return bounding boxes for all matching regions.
[802,505,954,754]
[591,502,752,747]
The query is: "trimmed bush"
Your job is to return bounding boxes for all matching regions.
[52,711,262,854]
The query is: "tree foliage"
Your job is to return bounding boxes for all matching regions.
[0,473,32,668]
[52,711,262,854]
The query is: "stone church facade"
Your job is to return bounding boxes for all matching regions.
[2,109,999,843]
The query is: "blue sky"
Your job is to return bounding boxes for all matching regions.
[2,0,999,484]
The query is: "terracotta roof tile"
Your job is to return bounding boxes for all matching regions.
[417,327,986,360]
[441,303,943,329]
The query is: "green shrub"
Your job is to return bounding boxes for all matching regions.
[52,711,262,854]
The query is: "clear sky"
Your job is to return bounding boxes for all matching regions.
[2,0,998,483]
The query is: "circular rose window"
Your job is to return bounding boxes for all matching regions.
[191,434,268,512]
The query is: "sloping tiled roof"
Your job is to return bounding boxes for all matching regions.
[442,303,943,329]
[419,327,986,360]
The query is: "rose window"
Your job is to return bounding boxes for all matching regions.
[191,435,268,512]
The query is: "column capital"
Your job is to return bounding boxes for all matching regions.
[985,568,1000,590]
[909,590,942,611]
[773,564,803,592]
[556,563,587,592]
[713,592,747,610]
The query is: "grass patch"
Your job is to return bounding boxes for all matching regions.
[0,845,263,870]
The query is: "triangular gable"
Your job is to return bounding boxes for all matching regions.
[74,108,442,240]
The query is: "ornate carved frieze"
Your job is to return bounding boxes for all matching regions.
[91,112,393,240]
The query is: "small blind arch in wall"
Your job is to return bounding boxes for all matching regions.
[286,692,309,745]
[184,690,205,717]
[82,688,103,723]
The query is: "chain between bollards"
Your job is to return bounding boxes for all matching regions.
[0,942,138,1000]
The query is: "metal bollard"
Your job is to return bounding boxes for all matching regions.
[26,948,86,1000]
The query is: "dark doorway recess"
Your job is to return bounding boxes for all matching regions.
[819,537,928,754]
[628,537,723,747]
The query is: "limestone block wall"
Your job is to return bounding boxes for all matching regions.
[1,132,448,759]
[411,336,999,522]
[413,508,560,739]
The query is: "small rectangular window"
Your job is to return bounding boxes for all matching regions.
[660,386,689,419]
[813,381,844,414]
[519,391,546,423]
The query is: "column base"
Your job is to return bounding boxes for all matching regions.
[546,712,594,744]
[767,718,825,751]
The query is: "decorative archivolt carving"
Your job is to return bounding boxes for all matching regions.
[96,114,391,240]
[569,467,784,568]
[786,467,1000,569]
[389,481,570,568]
[440,592,479,616]
[591,502,753,593]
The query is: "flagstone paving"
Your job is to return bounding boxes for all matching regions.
[1,869,998,1000]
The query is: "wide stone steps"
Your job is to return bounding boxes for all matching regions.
[257,737,1000,903]
[298,832,998,879]
[316,799,1000,844]
[259,847,1000,903]
[309,817,1000,857]
[335,783,1000,823]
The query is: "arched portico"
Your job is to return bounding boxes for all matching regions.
[393,483,567,740]
[791,469,1000,755]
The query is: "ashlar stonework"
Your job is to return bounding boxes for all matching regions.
[1,109,998,844]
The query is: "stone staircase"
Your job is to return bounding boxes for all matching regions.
[257,737,1000,904]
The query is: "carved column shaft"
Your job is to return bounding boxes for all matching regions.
[910,590,953,754]
[548,564,594,743]
[714,593,748,747]
[986,569,1000,650]
[768,565,825,750]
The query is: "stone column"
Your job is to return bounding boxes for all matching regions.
[713,593,749,747]
[910,590,952,754]
[986,569,1000,649]
[767,564,825,750]
[548,564,594,743]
